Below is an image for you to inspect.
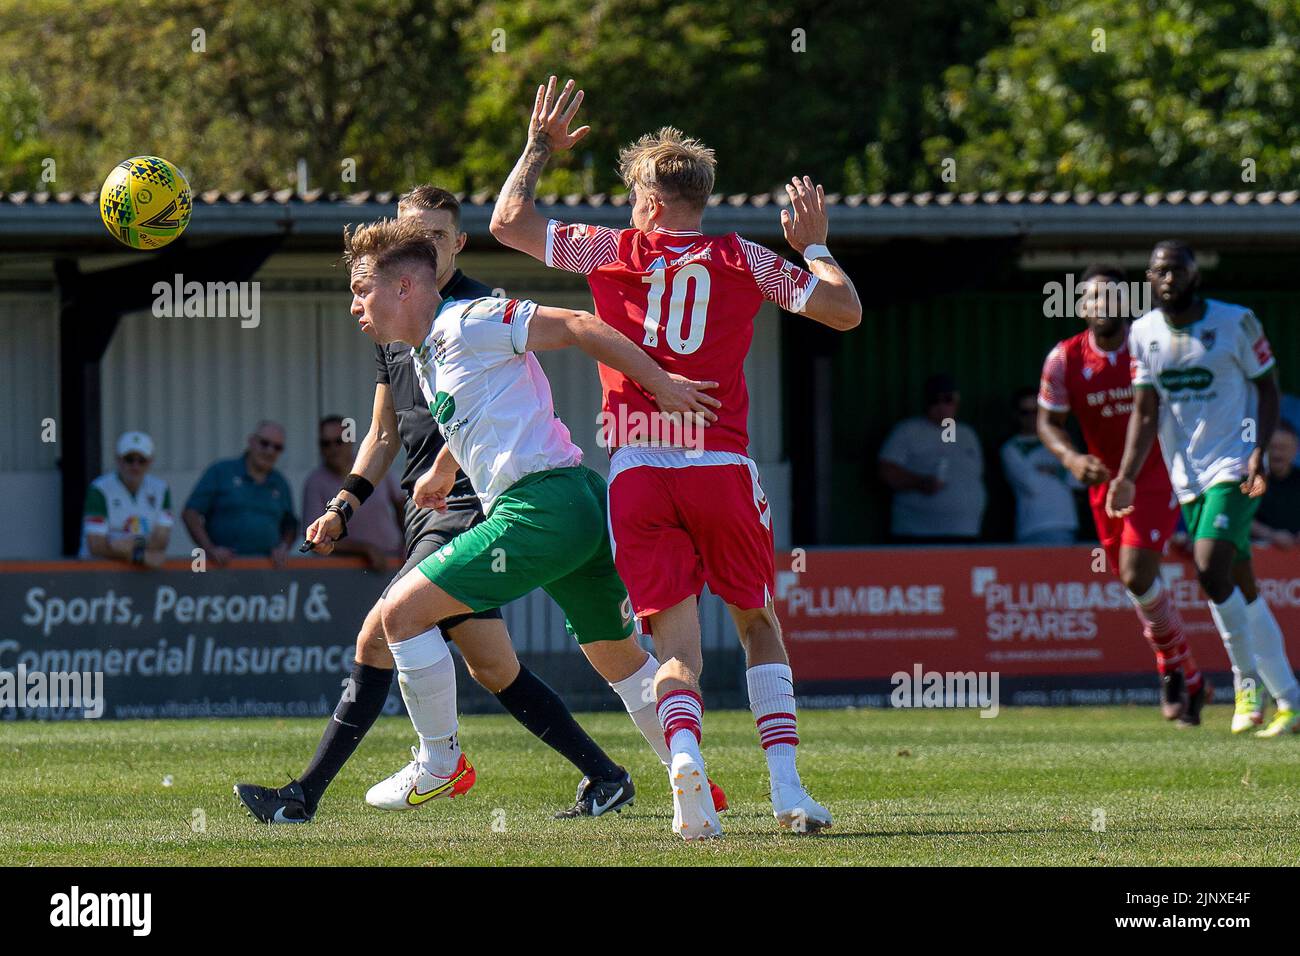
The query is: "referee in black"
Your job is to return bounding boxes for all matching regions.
[235,187,633,822]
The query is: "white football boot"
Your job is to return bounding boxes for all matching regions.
[365,746,475,811]
[771,783,833,833]
[669,751,722,840]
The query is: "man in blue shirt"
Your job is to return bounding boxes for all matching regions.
[182,421,297,566]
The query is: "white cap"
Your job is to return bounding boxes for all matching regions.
[116,431,154,459]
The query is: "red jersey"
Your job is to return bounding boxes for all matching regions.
[546,222,818,455]
[1038,329,1171,493]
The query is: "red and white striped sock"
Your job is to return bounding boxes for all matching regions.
[657,689,704,764]
[747,663,801,788]
[1131,578,1202,692]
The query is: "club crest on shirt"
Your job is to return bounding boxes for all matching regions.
[1082,366,1094,380]
[430,331,450,366]
[1199,329,1216,350]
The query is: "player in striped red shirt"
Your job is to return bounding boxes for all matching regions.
[492,77,862,839]
[1037,265,1206,725]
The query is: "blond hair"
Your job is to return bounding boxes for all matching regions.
[617,127,716,210]
[343,217,439,278]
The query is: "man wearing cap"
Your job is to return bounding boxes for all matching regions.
[80,431,174,568]
[878,372,987,543]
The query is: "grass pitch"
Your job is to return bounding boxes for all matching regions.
[2,705,1297,866]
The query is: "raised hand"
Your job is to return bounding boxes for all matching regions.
[780,176,829,254]
[529,76,590,153]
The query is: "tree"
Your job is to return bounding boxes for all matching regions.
[926,0,1300,192]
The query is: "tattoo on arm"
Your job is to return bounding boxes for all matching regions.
[504,139,552,205]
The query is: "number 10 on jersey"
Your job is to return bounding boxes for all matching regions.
[642,263,710,355]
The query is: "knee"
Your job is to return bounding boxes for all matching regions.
[1197,571,1231,605]
[464,657,516,695]
[1120,565,1152,595]
[379,597,406,643]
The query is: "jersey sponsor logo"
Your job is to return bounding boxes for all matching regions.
[646,255,667,272]
[1157,367,1214,392]
[431,390,457,425]
[669,247,713,268]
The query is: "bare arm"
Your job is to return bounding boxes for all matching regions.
[491,76,589,261]
[525,306,720,420]
[781,176,861,332]
[1117,386,1161,483]
[303,384,402,555]
[1106,386,1161,517]
[1037,407,1110,485]
[1244,370,1280,498]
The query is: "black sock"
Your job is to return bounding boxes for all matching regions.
[495,664,620,781]
[299,662,393,813]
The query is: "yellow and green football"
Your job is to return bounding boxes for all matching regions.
[99,155,193,250]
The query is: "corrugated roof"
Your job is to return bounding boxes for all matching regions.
[3,189,1298,245]
[2,188,1298,207]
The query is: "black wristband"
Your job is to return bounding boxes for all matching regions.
[341,473,374,504]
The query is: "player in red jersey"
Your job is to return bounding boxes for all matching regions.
[491,77,862,839]
[1037,265,1206,725]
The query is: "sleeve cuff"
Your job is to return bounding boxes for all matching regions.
[543,220,559,268]
[791,275,819,314]
[511,300,536,353]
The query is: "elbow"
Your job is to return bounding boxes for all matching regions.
[489,207,519,245]
[840,301,863,331]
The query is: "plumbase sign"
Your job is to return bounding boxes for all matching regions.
[1,560,384,720]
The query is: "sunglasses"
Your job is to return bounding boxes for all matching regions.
[319,437,348,449]
[122,455,150,465]
[256,437,285,452]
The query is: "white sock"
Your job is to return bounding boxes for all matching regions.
[657,691,704,767]
[1247,598,1300,710]
[609,651,672,766]
[389,627,460,776]
[1208,589,1260,692]
[747,662,801,790]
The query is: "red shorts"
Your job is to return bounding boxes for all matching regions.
[607,452,776,624]
[1089,480,1180,571]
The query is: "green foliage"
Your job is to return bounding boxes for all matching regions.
[928,0,1300,191]
[0,0,1295,196]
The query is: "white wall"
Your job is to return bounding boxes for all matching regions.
[0,294,61,558]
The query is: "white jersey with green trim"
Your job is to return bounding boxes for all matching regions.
[410,296,583,514]
[79,472,173,558]
[1130,298,1276,503]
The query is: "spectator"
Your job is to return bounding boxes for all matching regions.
[80,431,172,568]
[1001,385,1079,544]
[878,373,987,543]
[1252,420,1300,548]
[183,421,297,567]
[1282,394,1300,466]
[301,415,405,571]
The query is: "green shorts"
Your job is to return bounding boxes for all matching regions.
[416,466,635,645]
[1180,481,1259,560]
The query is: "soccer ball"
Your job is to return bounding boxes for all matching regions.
[99,156,193,250]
